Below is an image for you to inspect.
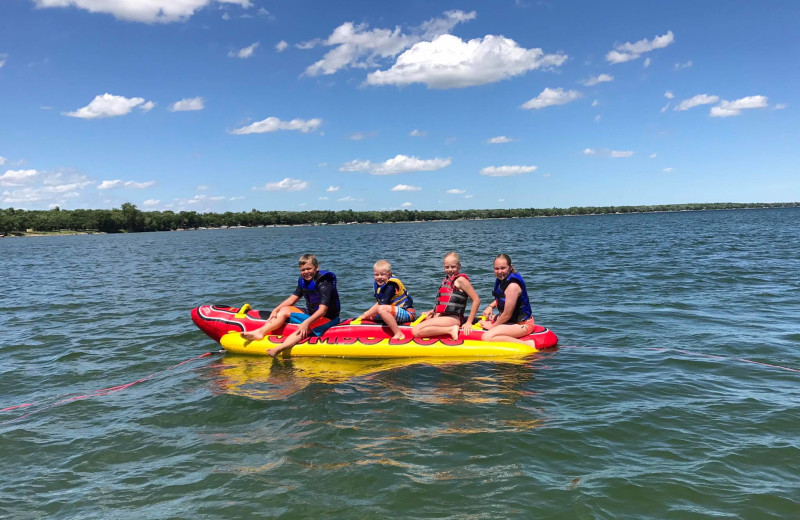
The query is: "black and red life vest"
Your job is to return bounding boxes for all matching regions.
[434,273,470,317]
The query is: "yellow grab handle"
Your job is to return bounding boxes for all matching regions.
[409,313,427,327]
[351,318,363,325]
[235,303,252,318]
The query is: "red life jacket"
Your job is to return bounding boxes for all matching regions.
[434,273,470,317]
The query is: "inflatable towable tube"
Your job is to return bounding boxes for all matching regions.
[191,304,558,358]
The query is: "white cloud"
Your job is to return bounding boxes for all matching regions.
[143,199,160,206]
[591,99,599,107]
[1,169,38,187]
[188,194,226,204]
[340,154,451,175]
[581,73,613,86]
[97,179,156,189]
[606,30,674,64]
[649,153,657,159]
[229,42,260,59]
[710,95,769,117]
[644,57,651,68]
[303,10,475,77]
[63,93,154,119]
[318,196,329,200]
[1,169,92,206]
[326,186,340,192]
[253,178,309,191]
[521,87,582,110]
[480,165,537,176]
[391,184,422,191]
[610,150,634,158]
[366,33,567,89]
[32,0,253,24]
[446,188,466,194]
[401,202,412,207]
[584,148,633,158]
[338,196,363,202]
[488,136,513,144]
[0,156,6,166]
[662,167,673,173]
[674,60,693,70]
[230,117,322,134]
[594,115,602,122]
[661,102,671,113]
[275,40,288,52]
[409,129,427,137]
[664,91,674,99]
[196,185,209,191]
[0,53,7,68]
[169,96,205,111]
[774,103,787,110]
[349,131,377,140]
[675,94,719,111]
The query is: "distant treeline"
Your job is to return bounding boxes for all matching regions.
[1,202,798,234]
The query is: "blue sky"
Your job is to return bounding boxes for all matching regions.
[1,0,797,212]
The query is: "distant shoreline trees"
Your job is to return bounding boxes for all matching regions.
[1,202,798,235]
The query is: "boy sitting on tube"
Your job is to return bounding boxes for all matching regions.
[241,254,341,357]
[354,259,416,341]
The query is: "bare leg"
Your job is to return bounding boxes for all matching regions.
[482,324,536,347]
[377,305,405,340]
[412,315,461,339]
[267,328,305,357]
[242,307,293,340]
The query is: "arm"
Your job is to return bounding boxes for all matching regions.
[357,302,380,321]
[483,284,521,329]
[455,277,480,330]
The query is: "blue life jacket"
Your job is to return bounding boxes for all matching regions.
[297,270,340,317]
[374,277,413,309]
[492,272,532,323]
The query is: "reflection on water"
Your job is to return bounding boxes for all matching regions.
[210,352,555,409]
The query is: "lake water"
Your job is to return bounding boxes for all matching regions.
[1,208,799,519]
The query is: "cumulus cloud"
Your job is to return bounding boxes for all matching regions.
[169,96,204,111]
[479,165,537,176]
[142,199,160,206]
[230,117,322,134]
[275,40,288,52]
[337,196,363,203]
[366,34,567,89]
[665,91,674,99]
[252,178,309,191]
[488,136,513,144]
[401,202,412,207]
[326,186,340,192]
[63,93,154,119]
[97,180,155,189]
[446,188,466,194]
[391,184,422,191]
[710,95,769,117]
[340,154,451,175]
[32,0,253,24]
[610,150,634,158]
[229,41,260,59]
[675,94,720,111]
[581,73,613,86]
[1,169,92,206]
[303,10,475,76]
[521,87,582,110]
[606,30,674,64]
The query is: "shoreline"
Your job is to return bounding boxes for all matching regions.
[2,204,797,238]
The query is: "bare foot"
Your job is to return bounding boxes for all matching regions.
[449,325,459,340]
[267,347,280,357]
[241,330,263,341]
[391,332,405,341]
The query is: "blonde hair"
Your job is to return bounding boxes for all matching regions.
[373,259,392,274]
[299,254,318,268]
[443,251,461,266]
